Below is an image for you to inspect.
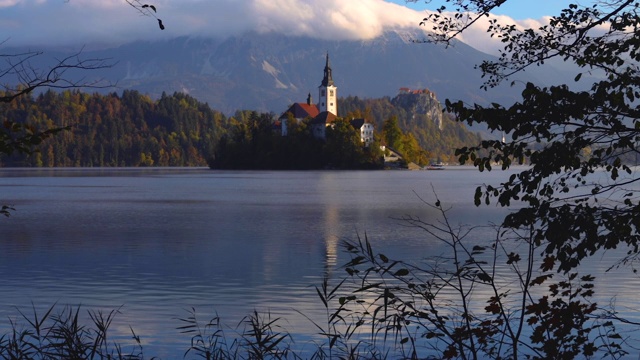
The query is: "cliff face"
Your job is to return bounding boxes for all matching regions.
[391,89,444,130]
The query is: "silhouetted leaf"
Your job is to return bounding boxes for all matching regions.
[394,268,409,276]
[477,272,492,283]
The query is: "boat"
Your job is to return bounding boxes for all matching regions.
[426,162,445,170]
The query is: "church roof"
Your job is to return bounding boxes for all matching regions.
[350,118,368,129]
[279,102,320,120]
[312,111,337,125]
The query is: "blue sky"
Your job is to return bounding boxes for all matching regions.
[390,0,575,19]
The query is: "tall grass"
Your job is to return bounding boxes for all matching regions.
[2,205,627,359]
[0,301,389,360]
[0,304,145,359]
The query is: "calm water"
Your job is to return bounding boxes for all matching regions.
[1,167,639,358]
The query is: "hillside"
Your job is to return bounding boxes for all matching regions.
[341,90,481,163]
[0,90,227,167]
[2,30,566,116]
[0,89,478,167]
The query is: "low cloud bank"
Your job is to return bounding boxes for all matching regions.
[0,0,554,55]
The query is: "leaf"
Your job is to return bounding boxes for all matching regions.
[474,187,482,206]
[394,268,409,276]
[315,286,328,308]
[506,252,521,264]
[574,73,582,81]
[472,245,485,252]
[477,271,492,283]
[158,19,165,30]
[541,256,555,271]
[485,302,501,314]
[530,274,552,286]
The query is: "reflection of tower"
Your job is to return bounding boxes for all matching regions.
[318,53,337,116]
[323,204,340,275]
[318,172,341,276]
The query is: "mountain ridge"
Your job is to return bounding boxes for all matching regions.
[3,30,574,115]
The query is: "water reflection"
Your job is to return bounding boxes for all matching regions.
[1,168,639,358]
[322,205,340,275]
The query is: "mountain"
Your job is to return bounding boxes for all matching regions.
[5,30,573,115]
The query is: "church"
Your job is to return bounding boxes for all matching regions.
[277,54,374,145]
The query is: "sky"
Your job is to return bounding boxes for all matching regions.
[0,0,586,54]
[390,0,576,20]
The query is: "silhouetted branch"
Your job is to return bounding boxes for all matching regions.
[125,0,165,30]
[0,47,114,103]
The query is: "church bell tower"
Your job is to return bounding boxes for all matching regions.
[318,53,337,116]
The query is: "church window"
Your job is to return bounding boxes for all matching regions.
[321,90,326,96]
[330,90,334,96]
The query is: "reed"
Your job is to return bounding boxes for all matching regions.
[0,304,144,360]
[0,203,628,359]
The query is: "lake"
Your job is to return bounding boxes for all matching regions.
[1,167,639,358]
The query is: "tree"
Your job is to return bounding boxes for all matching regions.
[321,1,640,358]
[338,199,627,359]
[325,118,367,169]
[0,49,112,160]
[412,0,640,272]
[0,0,134,213]
[399,132,419,164]
[382,115,404,152]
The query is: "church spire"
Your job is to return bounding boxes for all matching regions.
[318,52,337,116]
[321,52,334,87]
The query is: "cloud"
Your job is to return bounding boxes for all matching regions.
[412,10,557,55]
[0,0,556,55]
[449,13,552,54]
[0,0,19,7]
[0,0,427,48]
[249,0,422,40]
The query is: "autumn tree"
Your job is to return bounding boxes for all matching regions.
[324,118,367,169]
[382,115,404,152]
[0,0,167,215]
[324,1,640,358]
[428,0,640,354]
[414,0,640,272]
[0,0,165,160]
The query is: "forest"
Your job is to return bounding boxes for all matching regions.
[340,94,482,163]
[0,90,226,167]
[0,89,481,168]
[209,111,385,170]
